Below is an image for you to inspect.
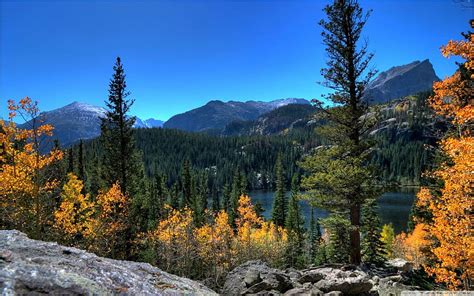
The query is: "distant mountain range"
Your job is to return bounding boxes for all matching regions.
[14,59,439,147]
[19,102,163,147]
[163,98,311,133]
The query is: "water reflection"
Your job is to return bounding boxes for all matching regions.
[248,188,417,234]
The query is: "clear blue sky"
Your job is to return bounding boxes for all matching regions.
[0,0,471,121]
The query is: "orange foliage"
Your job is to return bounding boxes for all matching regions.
[429,38,473,130]
[394,223,431,268]
[0,98,63,237]
[415,35,474,290]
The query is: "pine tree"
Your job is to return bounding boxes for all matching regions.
[78,139,86,184]
[181,159,192,207]
[211,182,220,213]
[222,183,231,212]
[361,199,386,265]
[285,174,305,267]
[271,155,287,227]
[229,169,244,226]
[308,208,324,265]
[100,57,145,254]
[67,148,74,173]
[321,214,351,264]
[301,0,381,264]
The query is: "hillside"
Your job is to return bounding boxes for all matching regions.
[163,98,311,133]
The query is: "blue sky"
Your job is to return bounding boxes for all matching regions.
[0,0,471,121]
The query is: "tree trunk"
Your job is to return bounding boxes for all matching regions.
[350,204,361,264]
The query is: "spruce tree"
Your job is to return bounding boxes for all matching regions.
[67,148,74,173]
[271,155,286,227]
[285,174,305,267]
[100,57,145,256]
[361,199,386,265]
[100,57,143,197]
[308,207,324,264]
[78,139,86,183]
[211,182,220,213]
[181,159,192,207]
[222,183,231,212]
[301,0,381,264]
[321,214,351,264]
[229,169,244,226]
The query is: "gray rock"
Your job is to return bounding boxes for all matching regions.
[245,281,274,294]
[298,270,325,284]
[245,269,262,287]
[284,286,324,296]
[387,258,414,273]
[313,268,372,295]
[323,292,343,296]
[222,260,293,295]
[0,230,217,295]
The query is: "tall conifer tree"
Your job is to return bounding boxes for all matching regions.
[301,0,381,264]
[271,155,287,227]
[100,57,145,254]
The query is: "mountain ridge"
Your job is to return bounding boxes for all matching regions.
[163,98,311,133]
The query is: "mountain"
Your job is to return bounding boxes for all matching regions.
[19,102,106,147]
[134,118,164,128]
[223,104,318,136]
[19,101,162,148]
[365,59,440,104]
[163,98,311,133]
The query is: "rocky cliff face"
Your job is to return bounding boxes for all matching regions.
[365,59,439,104]
[0,230,217,295]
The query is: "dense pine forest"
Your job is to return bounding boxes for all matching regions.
[1,0,472,293]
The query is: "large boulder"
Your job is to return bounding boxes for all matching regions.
[387,258,414,273]
[312,268,373,295]
[0,230,217,295]
[222,260,293,295]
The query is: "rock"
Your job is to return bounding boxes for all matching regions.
[284,286,324,296]
[323,292,343,296]
[377,275,417,296]
[245,281,274,294]
[298,270,325,284]
[222,260,293,295]
[0,230,217,295]
[313,268,372,295]
[387,258,414,273]
[244,269,262,287]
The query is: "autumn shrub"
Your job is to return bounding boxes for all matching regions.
[0,98,63,239]
[393,223,431,268]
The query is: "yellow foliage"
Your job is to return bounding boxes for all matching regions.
[0,98,63,237]
[54,173,95,245]
[195,210,235,283]
[235,195,288,266]
[88,182,129,258]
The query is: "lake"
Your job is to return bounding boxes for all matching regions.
[248,188,417,234]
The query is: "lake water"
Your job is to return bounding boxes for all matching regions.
[248,188,417,234]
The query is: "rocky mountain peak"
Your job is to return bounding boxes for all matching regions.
[365,59,439,104]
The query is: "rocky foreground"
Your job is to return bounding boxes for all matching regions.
[1,230,422,295]
[0,230,217,295]
[222,260,419,296]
